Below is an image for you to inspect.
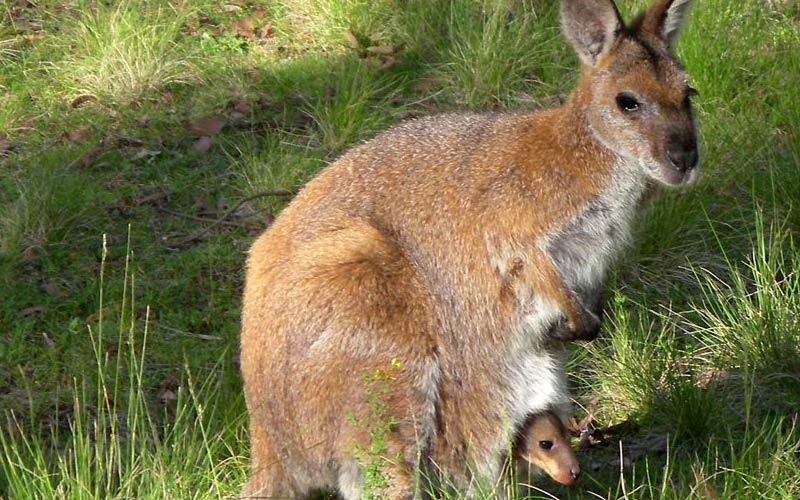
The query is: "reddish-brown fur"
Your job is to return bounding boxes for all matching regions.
[240,1,698,497]
[515,411,580,486]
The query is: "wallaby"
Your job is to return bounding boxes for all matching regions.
[240,0,698,498]
[514,411,580,487]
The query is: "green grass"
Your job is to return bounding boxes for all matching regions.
[1,0,799,498]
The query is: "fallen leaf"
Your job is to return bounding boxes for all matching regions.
[41,281,64,297]
[228,17,256,38]
[191,136,213,153]
[258,22,272,39]
[232,99,252,114]
[70,94,97,108]
[190,116,226,137]
[133,148,161,160]
[15,20,42,32]
[380,55,400,69]
[160,389,178,402]
[228,111,246,122]
[135,191,169,206]
[20,305,45,316]
[41,332,56,350]
[697,367,730,389]
[343,29,359,49]
[366,45,394,55]
[115,134,145,147]
[159,92,175,104]
[411,77,438,92]
[223,3,242,12]
[252,9,268,19]
[65,128,88,142]
[76,143,105,168]
[703,483,720,500]
[192,196,212,211]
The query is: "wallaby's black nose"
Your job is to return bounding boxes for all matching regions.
[667,142,698,173]
[571,466,581,480]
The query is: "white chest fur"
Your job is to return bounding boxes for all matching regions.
[547,160,647,292]
[485,161,647,475]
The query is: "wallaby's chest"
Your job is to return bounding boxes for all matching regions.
[545,164,646,291]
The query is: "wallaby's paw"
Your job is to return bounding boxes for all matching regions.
[576,310,601,341]
[546,310,600,342]
[546,316,574,341]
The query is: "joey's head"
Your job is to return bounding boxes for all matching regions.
[516,412,581,486]
[561,0,699,186]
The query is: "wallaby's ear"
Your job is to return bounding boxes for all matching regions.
[631,0,693,46]
[560,0,624,66]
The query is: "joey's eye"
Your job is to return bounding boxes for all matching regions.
[538,440,554,450]
[615,93,641,113]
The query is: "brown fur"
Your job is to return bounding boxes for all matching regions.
[240,1,698,498]
[515,411,580,486]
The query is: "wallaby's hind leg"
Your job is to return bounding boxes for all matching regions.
[240,420,296,499]
[286,220,434,500]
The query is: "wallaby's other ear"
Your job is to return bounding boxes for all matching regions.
[560,0,624,66]
[631,0,693,46]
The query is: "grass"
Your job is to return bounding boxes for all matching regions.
[1,0,799,498]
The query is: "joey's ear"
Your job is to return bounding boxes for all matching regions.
[631,0,693,46]
[560,0,624,66]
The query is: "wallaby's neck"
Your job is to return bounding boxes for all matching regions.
[549,72,616,170]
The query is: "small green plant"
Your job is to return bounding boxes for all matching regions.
[347,358,403,499]
[199,31,250,55]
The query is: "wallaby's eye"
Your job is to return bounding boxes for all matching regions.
[538,440,554,450]
[615,93,641,113]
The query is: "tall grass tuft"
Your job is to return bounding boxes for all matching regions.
[0,157,94,263]
[59,1,197,106]
[0,231,248,499]
[687,211,800,407]
[433,0,559,109]
[303,59,401,153]
[277,0,401,47]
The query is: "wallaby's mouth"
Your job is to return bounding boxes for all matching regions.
[650,157,699,187]
[660,135,700,186]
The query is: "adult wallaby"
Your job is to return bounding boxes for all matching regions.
[240,0,698,498]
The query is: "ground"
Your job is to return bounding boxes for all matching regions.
[1,1,799,498]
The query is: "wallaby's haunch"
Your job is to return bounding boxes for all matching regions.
[515,411,580,486]
[240,0,698,498]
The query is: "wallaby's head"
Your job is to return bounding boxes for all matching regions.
[562,0,699,186]
[517,412,581,486]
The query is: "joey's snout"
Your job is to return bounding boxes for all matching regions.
[556,461,581,486]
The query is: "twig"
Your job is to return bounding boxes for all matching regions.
[154,322,223,341]
[156,206,242,227]
[164,190,296,248]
